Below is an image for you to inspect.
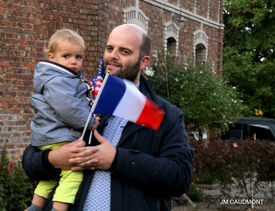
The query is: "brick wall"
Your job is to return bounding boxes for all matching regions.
[0,0,224,162]
[0,0,101,161]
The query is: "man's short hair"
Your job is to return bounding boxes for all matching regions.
[140,33,151,58]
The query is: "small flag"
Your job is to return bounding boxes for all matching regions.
[89,58,104,98]
[84,58,104,144]
[91,74,165,130]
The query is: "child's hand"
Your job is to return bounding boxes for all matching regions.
[91,115,100,131]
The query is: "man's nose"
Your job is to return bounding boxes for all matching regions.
[110,49,119,59]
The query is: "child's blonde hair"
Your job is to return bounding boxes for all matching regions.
[44,29,86,58]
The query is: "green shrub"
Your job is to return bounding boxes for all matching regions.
[0,146,36,211]
[186,183,204,202]
[195,173,218,185]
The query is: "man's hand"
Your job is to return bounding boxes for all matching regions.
[48,138,86,169]
[69,130,117,171]
[91,115,101,131]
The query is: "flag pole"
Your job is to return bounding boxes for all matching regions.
[81,107,93,144]
[81,73,110,145]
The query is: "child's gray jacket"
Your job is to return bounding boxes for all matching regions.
[30,60,95,146]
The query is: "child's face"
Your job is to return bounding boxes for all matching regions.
[48,40,84,72]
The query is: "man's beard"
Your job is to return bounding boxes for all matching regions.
[103,57,142,82]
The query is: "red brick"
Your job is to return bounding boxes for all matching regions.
[0,61,11,66]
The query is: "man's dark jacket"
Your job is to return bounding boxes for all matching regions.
[22,75,194,211]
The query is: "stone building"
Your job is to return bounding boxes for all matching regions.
[0,0,224,161]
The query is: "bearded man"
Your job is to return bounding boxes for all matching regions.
[22,24,194,211]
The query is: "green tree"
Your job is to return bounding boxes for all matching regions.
[147,52,246,141]
[223,0,275,118]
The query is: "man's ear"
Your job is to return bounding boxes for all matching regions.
[140,56,150,71]
[48,53,55,61]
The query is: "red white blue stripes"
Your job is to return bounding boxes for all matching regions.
[92,74,165,130]
[89,58,104,98]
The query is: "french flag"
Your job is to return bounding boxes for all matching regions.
[91,74,165,130]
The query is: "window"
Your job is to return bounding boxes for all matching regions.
[164,22,179,56]
[167,37,177,56]
[195,43,206,66]
[193,29,208,66]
